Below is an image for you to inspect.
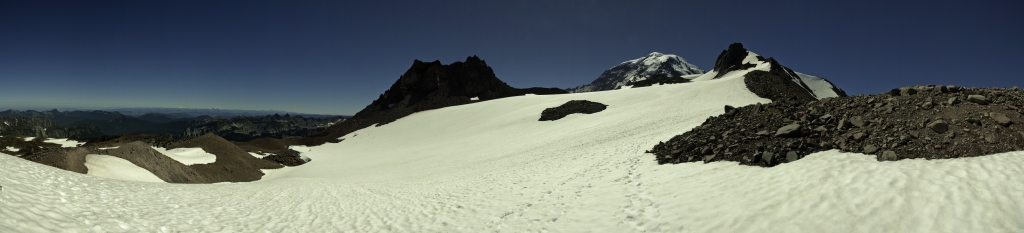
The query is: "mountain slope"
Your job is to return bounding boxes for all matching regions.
[305,56,565,144]
[692,43,847,101]
[567,52,704,93]
[4,67,1022,232]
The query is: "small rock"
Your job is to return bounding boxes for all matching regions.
[819,114,833,121]
[762,151,775,165]
[786,151,799,162]
[850,116,867,128]
[756,130,770,136]
[990,112,1012,126]
[984,134,997,143]
[703,154,716,163]
[967,95,988,105]
[927,120,949,134]
[909,131,920,138]
[852,132,868,141]
[920,101,934,110]
[947,97,959,105]
[814,126,828,132]
[775,124,802,137]
[724,105,736,113]
[863,145,879,154]
[966,118,982,125]
[881,151,898,161]
[900,87,918,96]
[836,118,851,130]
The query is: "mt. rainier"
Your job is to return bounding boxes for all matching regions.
[567,52,704,93]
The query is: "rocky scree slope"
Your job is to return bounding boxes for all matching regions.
[567,52,704,93]
[649,85,1024,167]
[304,56,566,145]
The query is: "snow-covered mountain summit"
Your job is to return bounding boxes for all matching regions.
[567,52,704,93]
[692,43,847,101]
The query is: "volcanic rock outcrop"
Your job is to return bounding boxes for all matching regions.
[306,56,566,144]
[539,100,608,121]
[649,85,1024,167]
[709,43,848,102]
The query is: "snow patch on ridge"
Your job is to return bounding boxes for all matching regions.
[84,154,165,183]
[152,147,217,165]
[795,72,841,99]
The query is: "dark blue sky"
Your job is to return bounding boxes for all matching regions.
[2,0,1021,115]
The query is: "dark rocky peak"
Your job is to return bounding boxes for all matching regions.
[372,56,517,110]
[712,43,760,79]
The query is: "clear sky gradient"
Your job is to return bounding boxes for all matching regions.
[1,0,1021,115]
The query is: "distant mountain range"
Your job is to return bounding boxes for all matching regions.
[0,109,344,141]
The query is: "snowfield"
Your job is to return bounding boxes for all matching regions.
[2,73,1023,232]
[151,147,217,165]
[84,154,165,183]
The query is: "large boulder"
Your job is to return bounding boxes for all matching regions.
[539,100,608,121]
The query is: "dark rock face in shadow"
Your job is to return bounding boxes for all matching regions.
[304,56,564,145]
[710,43,848,103]
[539,100,609,121]
[712,43,756,79]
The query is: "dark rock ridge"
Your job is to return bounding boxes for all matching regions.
[648,85,1024,167]
[712,43,848,102]
[181,114,344,141]
[18,134,289,183]
[567,52,704,93]
[630,74,692,88]
[0,109,341,141]
[539,100,608,121]
[306,56,565,144]
[0,117,103,139]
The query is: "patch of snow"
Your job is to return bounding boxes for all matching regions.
[98,147,119,150]
[151,147,217,165]
[795,72,840,99]
[5,146,18,152]
[470,96,479,101]
[23,137,35,141]
[1,74,1022,232]
[83,154,165,183]
[248,152,274,159]
[43,138,85,148]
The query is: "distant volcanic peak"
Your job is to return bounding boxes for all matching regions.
[569,52,704,93]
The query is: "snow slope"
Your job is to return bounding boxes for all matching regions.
[2,74,1023,232]
[151,147,217,165]
[43,138,85,148]
[83,154,165,183]
[795,72,841,99]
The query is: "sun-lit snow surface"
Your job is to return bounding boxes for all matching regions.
[43,138,85,148]
[151,147,216,165]
[2,74,1024,232]
[247,152,274,159]
[4,147,18,152]
[83,154,165,183]
[795,72,841,99]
